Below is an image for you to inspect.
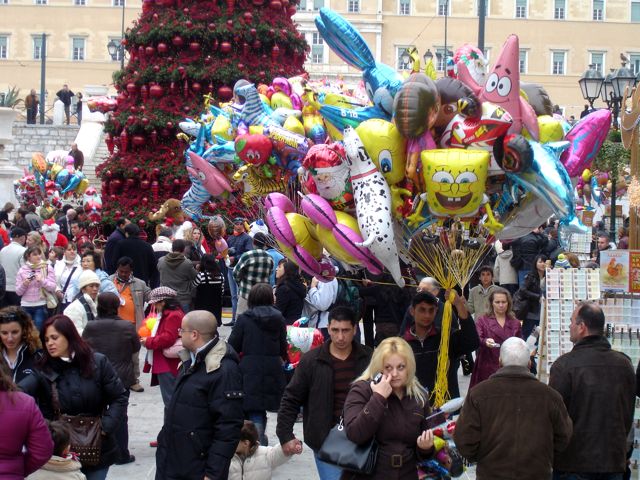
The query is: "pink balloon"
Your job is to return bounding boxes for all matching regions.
[561,109,611,177]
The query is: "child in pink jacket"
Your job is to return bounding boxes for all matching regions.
[15,246,57,331]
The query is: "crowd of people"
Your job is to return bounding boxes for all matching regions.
[0,201,636,480]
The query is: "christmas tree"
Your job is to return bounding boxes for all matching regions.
[97,0,308,227]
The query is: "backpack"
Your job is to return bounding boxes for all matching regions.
[334,279,361,318]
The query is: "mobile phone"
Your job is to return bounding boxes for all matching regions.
[372,372,383,384]
[28,272,36,280]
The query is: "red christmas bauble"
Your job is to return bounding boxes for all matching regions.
[145,46,155,56]
[152,168,160,177]
[157,42,168,53]
[252,0,264,4]
[271,45,280,60]
[208,22,216,30]
[141,197,149,205]
[269,0,281,9]
[177,66,186,76]
[185,20,193,28]
[189,42,200,52]
[166,121,174,129]
[111,179,122,191]
[152,65,160,73]
[105,170,113,178]
[243,11,253,21]
[237,63,245,70]
[149,85,164,97]
[287,5,296,16]
[126,178,137,187]
[220,41,232,53]
[138,46,145,57]
[140,179,150,190]
[126,82,137,94]
[191,82,202,93]
[138,218,146,228]
[218,86,233,101]
[114,210,122,219]
[131,136,145,147]
[128,211,136,218]
[127,115,135,124]
[252,40,261,49]
[152,13,158,20]
[132,167,140,175]
[226,19,233,27]
[110,194,117,202]
[130,106,138,114]
[172,36,184,47]
[182,7,189,13]
[204,55,212,64]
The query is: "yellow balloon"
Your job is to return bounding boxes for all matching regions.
[276,213,323,265]
[145,316,157,331]
[315,211,361,265]
[421,149,490,219]
[31,152,47,174]
[49,164,63,180]
[356,119,407,186]
[283,116,305,136]
[582,169,592,182]
[259,93,271,107]
[75,178,89,195]
[211,114,234,141]
[270,91,293,110]
[523,115,564,143]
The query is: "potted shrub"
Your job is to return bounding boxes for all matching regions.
[0,86,23,145]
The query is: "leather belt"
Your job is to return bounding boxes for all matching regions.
[378,450,414,469]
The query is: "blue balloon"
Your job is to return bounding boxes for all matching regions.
[506,139,587,234]
[55,169,70,188]
[315,8,402,115]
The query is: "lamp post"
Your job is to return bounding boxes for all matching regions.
[578,60,638,242]
[39,33,47,125]
[423,49,433,65]
[443,0,449,68]
[107,0,125,70]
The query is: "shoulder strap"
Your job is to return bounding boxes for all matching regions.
[62,267,77,294]
[78,294,96,321]
[50,381,62,418]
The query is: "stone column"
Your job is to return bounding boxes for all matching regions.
[0,108,23,206]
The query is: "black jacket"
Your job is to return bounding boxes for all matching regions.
[103,228,125,274]
[6,344,42,384]
[18,352,128,470]
[228,305,287,412]
[276,340,372,451]
[156,337,244,480]
[82,316,141,388]
[510,232,548,270]
[520,271,543,319]
[275,278,307,324]
[549,336,636,473]
[111,236,159,287]
[403,314,479,404]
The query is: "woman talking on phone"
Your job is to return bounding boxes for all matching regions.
[341,337,434,479]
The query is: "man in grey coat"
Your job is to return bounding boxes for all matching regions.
[157,239,197,313]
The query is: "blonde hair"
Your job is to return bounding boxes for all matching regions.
[356,337,427,407]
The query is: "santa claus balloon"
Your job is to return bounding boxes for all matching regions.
[41,218,69,249]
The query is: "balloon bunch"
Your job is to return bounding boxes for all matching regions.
[285,317,324,370]
[14,152,90,211]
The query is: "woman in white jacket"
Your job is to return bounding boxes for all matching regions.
[63,270,99,335]
[54,243,82,310]
[303,274,338,338]
[229,421,292,480]
[493,241,519,295]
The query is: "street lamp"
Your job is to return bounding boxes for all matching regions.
[107,39,125,70]
[578,58,639,242]
[423,49,433,64]
[401,50,411,70]
[578,64,603,109]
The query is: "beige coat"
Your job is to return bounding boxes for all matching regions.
[228,445,290,480]
[26,455,86,480]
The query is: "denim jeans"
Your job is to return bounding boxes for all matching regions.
[314,452,343,480]
[553,472,623,480]
[246,411,268,445]
[227,269,239,322]
[22,305,48,331]
[518,269,531,287]
[157,371,176,422]
[82,467,109,480]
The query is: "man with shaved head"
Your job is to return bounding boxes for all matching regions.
[156,310,244,480]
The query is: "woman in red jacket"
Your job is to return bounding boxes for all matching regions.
[141,287,184,417]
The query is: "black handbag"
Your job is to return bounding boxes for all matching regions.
[316,416,378,474]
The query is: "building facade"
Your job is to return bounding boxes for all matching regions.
[1,0,639,119]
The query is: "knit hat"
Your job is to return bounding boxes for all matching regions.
[78,270,100,290]
[148,286,177,304]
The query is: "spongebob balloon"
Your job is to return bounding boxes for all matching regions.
[355,119,411,218]
[414,149,502,237]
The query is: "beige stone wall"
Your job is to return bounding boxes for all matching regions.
[1,0,639,119]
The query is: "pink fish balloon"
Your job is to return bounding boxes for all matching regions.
[560,109,612,177]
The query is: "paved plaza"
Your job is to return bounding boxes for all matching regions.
[108,322,476,480]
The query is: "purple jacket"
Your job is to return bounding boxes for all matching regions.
[470,314,522,388]
[0,391,53,479]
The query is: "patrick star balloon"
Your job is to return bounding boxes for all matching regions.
[457,35,539,141]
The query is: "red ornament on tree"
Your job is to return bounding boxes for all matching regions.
[271,44,280,61]
[189,42,200,52]
[140,85,149,101]
[149,84,164,97]
[220,41,232,54]
[150,129,158,144]
[218,86,233,101]
[172,36,184,47]
[151,181,159,200]
[269,0,282,10]
[145,46,156,56]
[126,83,137,95]
[105,133,114,154]
[191,82,202,93]
[119,129,128,153]
[157,42,168,54]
